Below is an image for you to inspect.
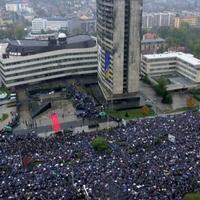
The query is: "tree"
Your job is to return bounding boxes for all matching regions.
[186,96,198,109]
[125,112,129,118]
[154,78,168,96]
[154,78,173,104]
[157,24,200,58]
[141,106,150,116]
[142,75,151,85]
[15,25,25,39]
[92,137,109,152]
[162,93,173,104]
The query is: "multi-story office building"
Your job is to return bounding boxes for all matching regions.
[32,17,95,35]
[174,16,200,28]
[142,12,176,29]
[142,13,153,29]
[79,16,96,34]
[32,18,47,33]
[0,34,97,88]
[46,17,69,32]
[97,0,142,100]
[6,1,33,13]
[68,17,96,35]
[141,52,200,83]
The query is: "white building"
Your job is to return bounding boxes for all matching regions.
[32,18,68,33]
[6,1,33,13]
[142,12,176,29]
[32,18,47,33]
[0,35,97,88]
[141,52,200,83]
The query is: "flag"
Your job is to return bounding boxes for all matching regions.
[50,113,61,134]
[104,51,111,72]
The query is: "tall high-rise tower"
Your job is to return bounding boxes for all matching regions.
[97,0,143,100]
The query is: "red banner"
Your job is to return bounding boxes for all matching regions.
[50,113,61,134]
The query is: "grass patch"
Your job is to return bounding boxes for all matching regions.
[172,106,199,113]
[183,193,200,200]
[0,113,9,122]
[173,107,189,113]
[108,108,155,120]
[92,137,110,153]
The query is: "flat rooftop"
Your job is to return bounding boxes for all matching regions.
[143,52,200,67]
[3,35,96,57]
[142,38,166,44]
[8,35,93,47]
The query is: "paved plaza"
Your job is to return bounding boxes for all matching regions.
[140,81,196,113]
[17,90,77,130]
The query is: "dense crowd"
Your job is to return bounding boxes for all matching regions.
[1,111,200,199]
[67,84,99,119]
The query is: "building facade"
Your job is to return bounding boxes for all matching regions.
[142,12,176,29]
[141,52,200,83]
[174,16,200,28]
[0,35,97,88]
[32,18,47,33]
[32,18,68,33]
[141,38,166,55]
[97,0,142,100]
[5,1,33,13]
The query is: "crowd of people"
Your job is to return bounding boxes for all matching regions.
[67,84,99,119]
[1,111,200,199]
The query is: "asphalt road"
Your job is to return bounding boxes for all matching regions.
[13,118,108,135]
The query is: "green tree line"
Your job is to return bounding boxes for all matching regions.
[157,23,200,58]
[0,24,26,40]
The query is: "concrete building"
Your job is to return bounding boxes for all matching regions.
[79,16,96,34]
[25,33,58,41]
[174,16,200,28]
[6,1,33,13]
[97,0,142,100]
[32,18,47,33]
[142,12,176,29]
[141,52,200,90]
[46,17,69,32]
[32,18,68,33]
[0,34,97,88]
[142,13,153,29]
[141,38,166,55]
[67,17,96,35]
[32,16,96,35]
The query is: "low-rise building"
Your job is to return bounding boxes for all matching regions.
[174,16,200,28]
[6,1,33,13]
[32,16,96,35]
[32,18,47,33]
[32,17,68,33]
[141,38,166,54]
[141,52,200,87]
[0,34,97,88]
